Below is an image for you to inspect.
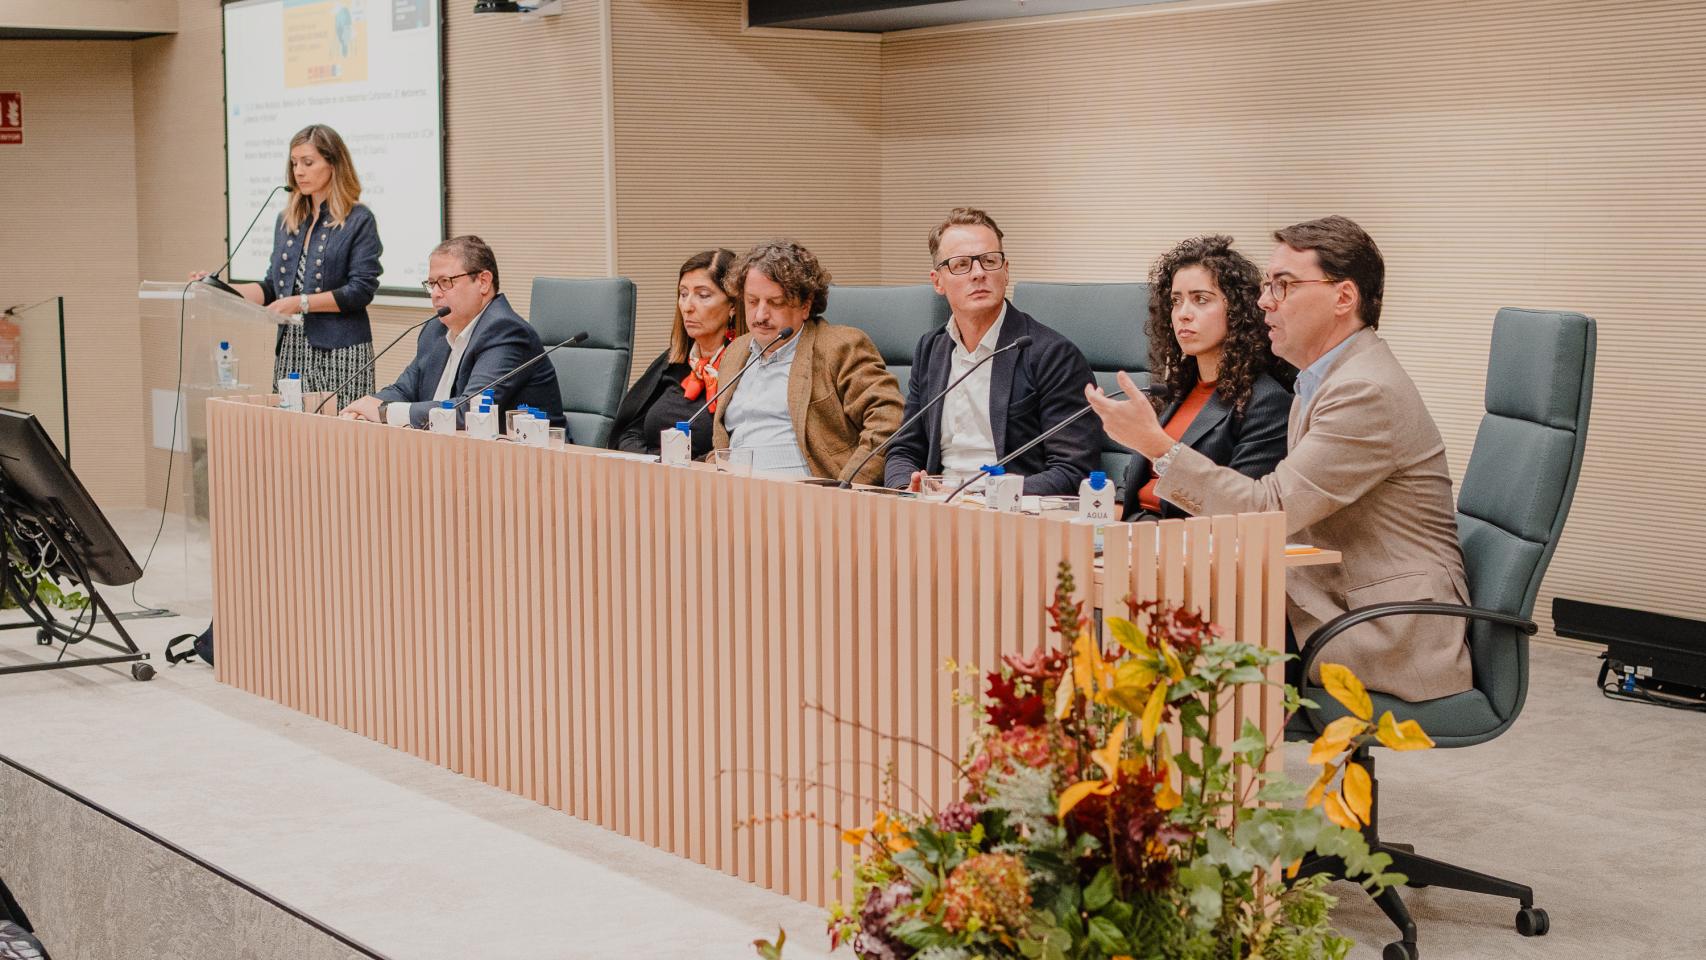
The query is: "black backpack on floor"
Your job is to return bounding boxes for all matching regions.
[164,624,213,666]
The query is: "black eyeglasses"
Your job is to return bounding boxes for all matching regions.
[421,273,471,293]
[935,251,1008,275]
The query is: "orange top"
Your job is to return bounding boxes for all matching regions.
[1134,380,1217,516]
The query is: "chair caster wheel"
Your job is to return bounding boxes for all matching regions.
[1516,906,1549,936]
[1382,940,1418,960]
[35,629,52,646]
[131,662,156,682]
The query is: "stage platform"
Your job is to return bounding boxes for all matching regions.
[0,600,831,960]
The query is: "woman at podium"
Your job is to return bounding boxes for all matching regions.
[203,124,383,409]
[609,248,744,459]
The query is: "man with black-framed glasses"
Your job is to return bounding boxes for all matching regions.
[883,207,1099,495]
[1086,215,1471,702]
[341,235,565,433]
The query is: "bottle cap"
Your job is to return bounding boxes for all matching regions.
[674,421,692,433]
[482,388,494,397]
[287,372,300,380]
[1089,471,1107,490]
[219,341,229,350]
[983,464,1005,477]
[440,400,454,409]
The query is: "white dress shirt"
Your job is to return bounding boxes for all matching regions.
[431,300,492,401]
[938,304,1006,481]
[721,334,809,477]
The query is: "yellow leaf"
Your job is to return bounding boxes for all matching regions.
[1054,669,1076,719]
[1140,682,1168,748]
[1073,635,1101,696]
[1322,791,1358,830]
[1342,762,1372,824]
[1321,663,1373,721]
[1155,776,1181,811]
[886,834,916,853]
[1160,641,1185,682]
[1320,715,1367,744]
[1376,712,1436,751]
[1115,659,1158,691]
[1306,735,1351,766]
[1285,857,1303,879]
[1057,779,1116,821]
[840,827,868,846]
[1304,763,1336,808]
[1091,723,1126,780]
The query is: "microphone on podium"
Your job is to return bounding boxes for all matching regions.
[448,330,591,413]
[678,326,795,429]
[196,182,294,298]
[837,334,1033,490]
[939,382,1166,504]
[313,305,452,415]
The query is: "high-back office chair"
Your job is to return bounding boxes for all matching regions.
[1291,308,1596,960]
[822,284,950,394]
[529,277,635,448]
[1010,281,1150,490]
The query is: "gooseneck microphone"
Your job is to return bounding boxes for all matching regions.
[313,305,451,415]
[197,182,294,298]
[939,382,1167,504]
[837,334,1034,490]
[449,330,591,412]
[679,327,795,429]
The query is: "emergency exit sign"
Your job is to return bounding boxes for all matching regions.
[0,93,22,145]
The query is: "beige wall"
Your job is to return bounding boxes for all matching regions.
[879,0,1706,632]
[26,0,1706,633]
[610,0,882,364]
[0,0,176,34]
[0,40,145,507]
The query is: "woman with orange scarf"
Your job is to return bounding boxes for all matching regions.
[610,248,744,458]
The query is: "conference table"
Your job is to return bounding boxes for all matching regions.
[206,396,1309,906]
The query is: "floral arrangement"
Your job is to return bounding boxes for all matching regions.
[755,562,1434,960]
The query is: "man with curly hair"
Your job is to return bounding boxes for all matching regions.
[1087,216,1471,702]
[882,207,1100,495]
[713,239,904,484]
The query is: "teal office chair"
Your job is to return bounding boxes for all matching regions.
[823,284,950,394]
[1291,308,1596,960]
[1010,281,1150,492]
[530,277,635,448]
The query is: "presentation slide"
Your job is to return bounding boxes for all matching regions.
[223,0,442,293]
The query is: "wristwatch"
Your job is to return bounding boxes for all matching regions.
[1153,441,1184,477]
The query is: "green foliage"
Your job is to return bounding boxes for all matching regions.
[762,562,1415,960]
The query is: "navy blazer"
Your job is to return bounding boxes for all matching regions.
[1120,371,1291,521]
[374,293,567,433]
[883,302,1101,495]
[259,201,382,350]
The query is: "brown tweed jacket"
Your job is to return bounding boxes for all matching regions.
[1155,328,1472,702]
[712,319,904,485]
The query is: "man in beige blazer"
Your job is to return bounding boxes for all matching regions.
[712,239,904,485]
[1086,216,1471,702]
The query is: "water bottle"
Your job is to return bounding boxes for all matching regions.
[215,341,238,388]
[1078,471,1113,522]
[428,399,457,434]
[983,464,1023,513]
[277,371,302,411]
[466,400,497,439]
[660,420,692,465]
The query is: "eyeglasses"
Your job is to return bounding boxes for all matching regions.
[421,273,471,293]
[935,251,1007,275]
[1259,277,1337,303]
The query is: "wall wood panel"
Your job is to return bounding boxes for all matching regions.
[878,0,1706,634]
[0,40,144,508]
[610,0,881,371]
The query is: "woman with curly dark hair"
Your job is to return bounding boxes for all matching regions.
[1119,235,1292,521]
